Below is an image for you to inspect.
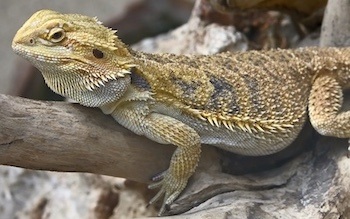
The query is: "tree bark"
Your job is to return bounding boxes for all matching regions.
[0,94,176,183]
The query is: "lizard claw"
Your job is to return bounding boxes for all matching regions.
[150,170,167,183]
[148,170,188,216]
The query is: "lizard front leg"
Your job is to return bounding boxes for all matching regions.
[309,73,350,151]
[102,101,201,215]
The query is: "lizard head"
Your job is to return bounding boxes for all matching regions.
[12,9,136,107]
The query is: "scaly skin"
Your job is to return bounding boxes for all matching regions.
[12,10,350,215]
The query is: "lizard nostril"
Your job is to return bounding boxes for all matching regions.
[29,38,35,45]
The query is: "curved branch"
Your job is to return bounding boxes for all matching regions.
[0,94,177,183]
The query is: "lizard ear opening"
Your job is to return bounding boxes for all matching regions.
[92,49,104,59]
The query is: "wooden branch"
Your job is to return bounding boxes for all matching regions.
[0,93,178,183]
[3,95,349,219]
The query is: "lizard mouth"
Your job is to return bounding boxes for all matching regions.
[12,42,74,65]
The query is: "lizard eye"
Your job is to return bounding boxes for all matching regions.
[48,27,65,43]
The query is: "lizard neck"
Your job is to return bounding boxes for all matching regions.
[41,69,131,107]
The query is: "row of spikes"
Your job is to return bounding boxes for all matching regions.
[187,107,297,134]
[82,63,137,91]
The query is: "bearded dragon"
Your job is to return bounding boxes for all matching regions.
[12,10,350,215]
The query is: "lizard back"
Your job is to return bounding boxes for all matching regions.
[133,48,318,134]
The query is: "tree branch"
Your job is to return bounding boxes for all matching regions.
[0,93,177,183]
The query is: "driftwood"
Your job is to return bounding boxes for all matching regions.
[1,0,350,218]
[0,94,174,183]
[1,92,349,219]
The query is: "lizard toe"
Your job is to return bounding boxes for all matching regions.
[151,170,167,182]
[148,170,188,215]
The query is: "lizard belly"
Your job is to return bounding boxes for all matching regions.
[184,115,305,156]
[199,128,299,156]
[154,104,307,156]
